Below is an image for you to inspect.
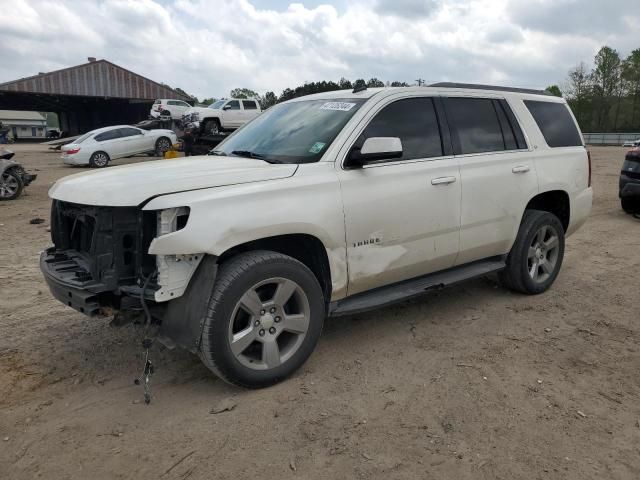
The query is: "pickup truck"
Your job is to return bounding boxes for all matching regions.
[183,98,262,135]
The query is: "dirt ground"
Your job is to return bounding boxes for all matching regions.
[0,144,639,480]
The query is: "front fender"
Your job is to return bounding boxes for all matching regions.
[0,159,19,176]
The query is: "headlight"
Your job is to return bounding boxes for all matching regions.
[157,207,189,236]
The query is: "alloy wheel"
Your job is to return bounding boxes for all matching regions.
[228,277,311,371]
[0,173,19,199]
[528,225,560,283]
[92,153,108,167]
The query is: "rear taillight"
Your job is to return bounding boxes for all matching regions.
[66,147,80,155]
[587,149,592,187]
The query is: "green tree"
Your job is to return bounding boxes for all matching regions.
[591,46,621,130]
[230,88,260,99]
[565,61,593,130]
[260,91,278,110]
[338,77,352,89]
[353,78,366,90]
[200,97,216,105]
[366,77,385,88]
[621,49,640,129]
[545,85,562,97]
[390,81,410,87]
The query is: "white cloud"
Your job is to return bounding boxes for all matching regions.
[0,0,638,100]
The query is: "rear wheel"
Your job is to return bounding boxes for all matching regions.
[0,169,23,200]
[89,151,109,168]
[621,197,638,214]
[200,251,325,388]
[499,210,565,294]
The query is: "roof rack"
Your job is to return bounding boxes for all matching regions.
[429,82,552,96]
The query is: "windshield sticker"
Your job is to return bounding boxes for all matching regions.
[319,102,356,112]
[309,142,326,154]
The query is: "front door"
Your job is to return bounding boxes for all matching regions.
[338,96,461,296]
[223,100,243,128]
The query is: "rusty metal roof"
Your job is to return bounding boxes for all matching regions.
[0,59,192,102]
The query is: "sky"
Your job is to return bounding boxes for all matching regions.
[1,0,638,100]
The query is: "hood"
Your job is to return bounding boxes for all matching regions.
[49,156,298,206]
[186,106,215,115]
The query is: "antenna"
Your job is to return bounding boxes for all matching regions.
[415,78,425,87]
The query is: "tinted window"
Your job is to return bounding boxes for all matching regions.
[226,100,240,110]
[242,100,258,110]
[355,97,443,161]
[95,129,120,142]
[118,127,142,138]
[524,100,582,147]
[446,98,505,154]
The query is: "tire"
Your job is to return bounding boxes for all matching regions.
[621,197,638,214]
[0,169,24,200]
[203,118,221,135]
[200,250,325,388]
[155,137,172,156]
[499,210,565,295]
[89,151,110,168]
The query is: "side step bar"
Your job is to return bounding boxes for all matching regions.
[329,257,506,317]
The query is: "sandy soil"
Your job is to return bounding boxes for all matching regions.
[0,144,639,480]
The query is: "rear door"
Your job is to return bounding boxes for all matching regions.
[241,100,259,123]
[444,96,538,265]
[222,100,243,128]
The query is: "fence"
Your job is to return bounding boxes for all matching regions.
[583,133,640,145]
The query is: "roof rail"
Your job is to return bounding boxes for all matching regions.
[429,82,552,96]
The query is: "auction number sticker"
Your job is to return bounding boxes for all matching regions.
[319,102,356,111]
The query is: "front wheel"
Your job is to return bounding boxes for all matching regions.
[203,119,221,135]
[200,251,325,388]
[499,210,565,295]
[155,137,172,156]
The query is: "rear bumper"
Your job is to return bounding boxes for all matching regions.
[619,173,640,198]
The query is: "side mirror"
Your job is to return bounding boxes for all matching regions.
[347,137,403,167]
[223,104,232,110]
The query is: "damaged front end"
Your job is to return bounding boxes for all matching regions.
[40,200,210,351]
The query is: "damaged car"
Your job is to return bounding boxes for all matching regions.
[41,84,592,388]
[1,148,37,200]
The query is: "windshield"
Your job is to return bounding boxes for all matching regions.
[74,132,93,144]
[208,100,225,109]
[213,98,366,163]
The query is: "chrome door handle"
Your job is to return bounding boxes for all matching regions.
[431,176,457,185]
[512,165,530,174]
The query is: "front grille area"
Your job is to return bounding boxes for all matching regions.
[49,200,156,292]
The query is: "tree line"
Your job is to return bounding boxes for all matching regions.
[186,45,640,134]
[548,46,640,133]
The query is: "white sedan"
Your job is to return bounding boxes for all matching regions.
[61,125,178,167]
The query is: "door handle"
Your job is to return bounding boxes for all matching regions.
[431,176,457,185]
[512,165,530,174]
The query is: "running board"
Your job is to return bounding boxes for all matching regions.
[329,257,506,317]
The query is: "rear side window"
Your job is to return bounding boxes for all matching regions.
[355,97,443,161]
[118,127,142,137]
[242,100,258,110]
[446,98,505,154]
[95,129,120,141]
[524,100,582,147]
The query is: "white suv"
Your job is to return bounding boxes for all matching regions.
[41,85,592,388]
[183,98,262,134]
[150,99,192,120]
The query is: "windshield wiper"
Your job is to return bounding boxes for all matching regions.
[208,150,225,156]
[230,150,266,159]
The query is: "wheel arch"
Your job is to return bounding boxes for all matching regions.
[524,189,570,232]
[216,233,333,306]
